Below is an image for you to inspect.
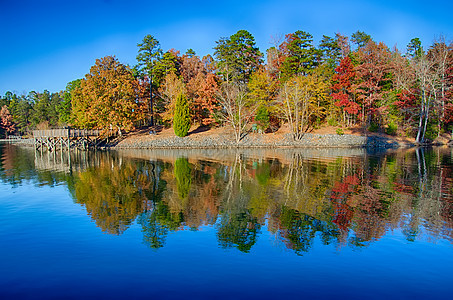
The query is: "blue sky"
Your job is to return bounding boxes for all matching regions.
[1,0,452,95]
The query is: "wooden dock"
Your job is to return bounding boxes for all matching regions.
[33,129,102,151]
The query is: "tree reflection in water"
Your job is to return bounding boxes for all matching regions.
[1,145,453,254]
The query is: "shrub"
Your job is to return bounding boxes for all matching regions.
[368,122,379,132]
[336,128,344,135]
[385,121,398,136]
[173,93,191,137]
[254,105,270,131]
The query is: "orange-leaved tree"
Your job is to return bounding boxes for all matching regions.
[71,56,148,134]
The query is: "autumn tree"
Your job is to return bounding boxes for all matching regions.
[214,30,263,83]
[158,72,186,124]
[332,56,359,126]
[217,82,256,143]
[247,69,278,130]
[71,56,148,134]
[354,41,392,126]
[277,74,329,140]
[189,73,220,126]
[0,105,15,137]
[427,37,453,133]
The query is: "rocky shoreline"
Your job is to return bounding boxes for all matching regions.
[2,132,420,150]
[112,132,416,150]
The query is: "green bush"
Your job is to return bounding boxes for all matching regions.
[254,105,270,130]
[385,121,398,136]
[368,122,379,132]
[173,93,191,137]
[336,128,344,135]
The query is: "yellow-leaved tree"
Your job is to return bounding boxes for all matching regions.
[71,56,148,135]
[277,74,329,140]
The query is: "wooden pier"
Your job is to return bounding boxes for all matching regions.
[33,129,102,151]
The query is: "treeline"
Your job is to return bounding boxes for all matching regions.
[1,30,452,142]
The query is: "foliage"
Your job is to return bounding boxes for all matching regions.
[336,128,344,135]
[351,30,371,49]
[0,105,15,137]
[59,79,81,125]
[279,30,321,80]
[254,105,270,130]
[2,29,453,143]
[277,74,329,140]
[189,73,220,126]
[173,93,191,137]
[217,82,256,143]
[136,34,162,78]
[214,30,263,83]
[332,56,358,126]
[159,72,186,124]
[71,56,148,133]
[385,121,398,135]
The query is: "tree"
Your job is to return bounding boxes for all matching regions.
[159,72,186,124]
[58,79,81,125]
[407,38,424,59]
[0,105,15,137]
[214,30,263,83]
[181,52,205,84]
[153,50,181,86]
[173,93,191,137]
[354,41,392,125]
[247,69,278,130]
[72,56,148,134]
[279,30,321,80]
[277,74,329,140]
[427,37,453,133]
[189,72,220,126]
[217,82,256,143]
[332,56,359,126]
[351,31,371,49]
[136,34,163,126]
[247,69,278,105]
[8,94,31,134]
[319,35,342,70]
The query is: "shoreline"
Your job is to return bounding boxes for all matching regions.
[111,132,418,150]
[3,132,436,150]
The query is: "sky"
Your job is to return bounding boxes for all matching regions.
[1,0,452,95]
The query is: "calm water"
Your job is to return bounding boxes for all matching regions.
[1,144,453,299]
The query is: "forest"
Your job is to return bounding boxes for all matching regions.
[0,30,452,143]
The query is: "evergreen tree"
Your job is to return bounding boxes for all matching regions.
[173,93,191,137]
[214,30,263,83]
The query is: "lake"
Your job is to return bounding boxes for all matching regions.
[1,144,452,299]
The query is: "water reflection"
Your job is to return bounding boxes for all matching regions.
[1,144,453,254]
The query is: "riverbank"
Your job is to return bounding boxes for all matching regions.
[112,125,419,149]
[9,125,443,150]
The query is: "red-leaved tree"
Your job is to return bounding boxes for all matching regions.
[332,56,359,126]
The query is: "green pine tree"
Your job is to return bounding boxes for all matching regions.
[173,93,191,137]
